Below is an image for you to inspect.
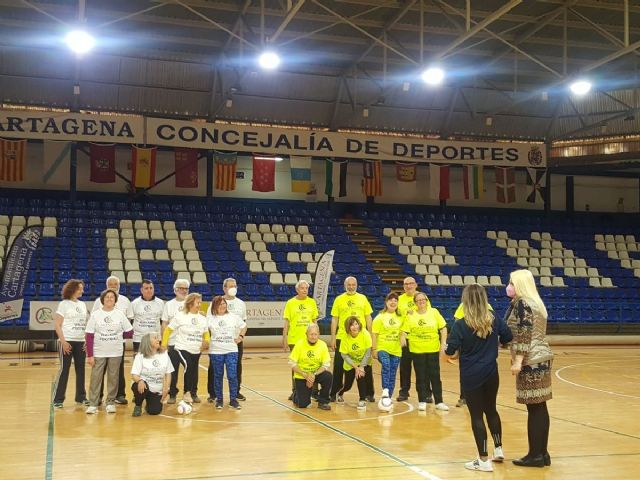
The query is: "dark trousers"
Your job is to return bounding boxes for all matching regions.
[465,372,502,457]
[412,352,443,403]
[131,381,163,415]
[167,346,181,397]
[294,371,332,408]
[208,341,243,398]
[176,350,200,394]
[330,339,344,396]
[99,345,126,400]
[53,341,86,404]
[399,342,424,396]
[526,402,550,457]
[337,365,373,400]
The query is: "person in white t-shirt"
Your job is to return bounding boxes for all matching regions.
[131,332,174,417]
[207,295,246,410]
[161,278,190,404]
[162,292,209,405]
[85,289,134,414]
[206,278,248,403]
[127,280,164,354]
[92,276,133,405]
[52,279,89,408]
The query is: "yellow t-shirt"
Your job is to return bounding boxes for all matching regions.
[289,338,331,380]
[401,307,447,353]
[283,296,319,345]
[454,302,494,319]
[397,292,431,318]
[330,292,373,340]
[339,329,372,371]
[371,311,403,357]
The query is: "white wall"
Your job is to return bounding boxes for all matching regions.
[0,142,636,213]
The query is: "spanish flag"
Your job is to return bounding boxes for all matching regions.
[0,139,26,182]
[131,146,157,188]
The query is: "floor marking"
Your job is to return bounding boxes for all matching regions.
[45,381,55,480]
[555,358,640,399]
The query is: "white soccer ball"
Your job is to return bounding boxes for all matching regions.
[177,400,192,415]
[378,396,393,413]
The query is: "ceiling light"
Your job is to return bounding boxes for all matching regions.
[65,30,95,55]
[569,80,591,96]
[258,51,281,70]
[421,66,445,86]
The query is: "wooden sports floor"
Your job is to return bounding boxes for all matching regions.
[1,346,638,480]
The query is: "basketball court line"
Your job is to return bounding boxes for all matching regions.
[555,358,640,400]
[45,382,55,480]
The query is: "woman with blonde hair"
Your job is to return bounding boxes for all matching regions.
[445,284,512,472]
[371,292,402,407]
[506,269,553,468]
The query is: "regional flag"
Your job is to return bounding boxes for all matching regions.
[89,143,116,183]
[495,166,516,203]
[395,162,417,183]
[429,164,450,200]
[290,156,312,193]
[42,140,71,186]
[325,159,347,198]
[463,165,484,200]
[362,159,382,197]
[252,155,276,192]
[131,146,157,188]
[526,168,547,203]
[215,151,237,191]
[175,148,199,188]
[0,139,26,182]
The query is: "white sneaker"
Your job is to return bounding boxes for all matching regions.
[183,392,193,404]
[105,404,116,413]
[435,402,449,411]
[357,400,366,410]
[418,402,427,411]
[85,406,97,414]
[493,446,505,462]
[382,388,389,398]
[336,395,344,404]
[464,458,493,472]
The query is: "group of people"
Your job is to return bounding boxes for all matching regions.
[53,268,553,472]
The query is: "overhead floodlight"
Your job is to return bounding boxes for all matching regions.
[421,66,445,86]
[569,80,591,96]
[65,30,95,54]
[258,51,281,70]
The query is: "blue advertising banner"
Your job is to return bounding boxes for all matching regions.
[0,225,42,322]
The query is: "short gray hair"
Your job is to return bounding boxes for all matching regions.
[173,278,190,289]
[106,275,120,286]
[223,277,236,288]
[306,323,319,333]
[296,279,310,290]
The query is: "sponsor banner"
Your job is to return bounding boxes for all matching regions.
[313,250,335,320]
[30,301,93,330]
[0,110,143,143]
[147,117,546,166]
[0,226,42,322]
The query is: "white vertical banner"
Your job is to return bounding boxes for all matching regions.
[312,250,335,320]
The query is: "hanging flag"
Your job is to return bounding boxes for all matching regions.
[252,155,276,192]
[395,162,417,183]
[429,164,450,200]
[495,166,516,203]
[42,140,71,186]
[131,146,157,188]
[526,168,547,203]
[214,151,237,191]
[290,156,312,193]
[362,159,382,197]
[312,250,335,320]
[175,148,199,188]
[0,139,26,182]
[463,165,484,200]
[325,159,347,198]
[89,143,116,183]
[0,226,42,322]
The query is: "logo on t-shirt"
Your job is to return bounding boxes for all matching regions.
[298,304,306,311]
[144,305,152,312]
[388,318,396,326]
[104,316,112,324]
[191,318,198,325]
[152,359,160,367]
[418,319,426,326]
[76,307,83,313]
[351,343,358,350]
[347,300,356,308]
[306,350,315,358]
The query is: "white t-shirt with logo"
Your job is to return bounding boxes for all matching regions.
[208,313,247,354]
[128,297,165,343]
[85,308,134,357]
[131,351,174,393]
[92,294,132,317]
[168,311,208,354]
[56,299,89,342]
[206,296,248,322]
[161,298,185,346]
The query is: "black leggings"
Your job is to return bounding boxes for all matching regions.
[131,381,163,415]
[464,372,502,457]
[526,402,550,457]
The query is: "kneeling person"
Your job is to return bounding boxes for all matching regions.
[289,324,332,410]
[131,332,174,416]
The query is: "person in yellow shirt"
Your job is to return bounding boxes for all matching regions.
[289,324,332,410]
[372,292,403,405]
[400,292,449,411]
[329,276,373,402]
[282,280,319,400]
[337,316,374,410]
